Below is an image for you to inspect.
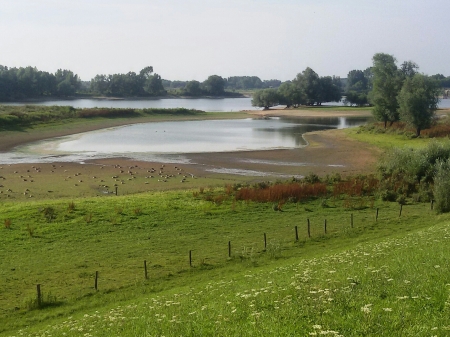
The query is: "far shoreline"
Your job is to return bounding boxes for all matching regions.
[0,107,375,153]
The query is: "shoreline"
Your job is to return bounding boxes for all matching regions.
[0,108,373,153]
[0,108,382,200]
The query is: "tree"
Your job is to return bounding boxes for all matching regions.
[144,74,166,96]
[203,75,225,95]
[400,61,419,79]
[317,76,342,104]
[398,74,440,137]
[344,91,369,106]
[293,67,320,105]
[251,89,279,109]
[277,81,305,107]
[184,80,202,96]
[370,53,403,128]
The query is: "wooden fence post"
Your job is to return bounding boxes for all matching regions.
[115,187,118,196]
[376,208,379,221]
[144,260,148,280]
[295,226,299,241]
[95,271,98,290]
[307,219,311,238]
[264,233,267,250]
[351,213,353,228]
[324,219,327,234]
[399,204,403,217]
[36,284,42,307]
[228,241,231,258]
[189,250,192,267]
[431,200,434,210]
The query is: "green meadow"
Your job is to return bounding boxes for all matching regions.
[1,187,450,336]
[2,106,450,336]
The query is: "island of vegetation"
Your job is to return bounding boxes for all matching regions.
[1,52,450,336]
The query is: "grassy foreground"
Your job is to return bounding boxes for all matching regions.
[1,187,450,336]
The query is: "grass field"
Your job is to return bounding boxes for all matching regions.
[2,105,450,336]
[1,188,449,336]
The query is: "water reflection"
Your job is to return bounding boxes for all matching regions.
[1,116,368,164]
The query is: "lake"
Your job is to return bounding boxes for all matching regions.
[4,97,262,112]
[1,116,367,165]
[4,97,450,110]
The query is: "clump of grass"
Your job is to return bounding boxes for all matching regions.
[84,212,93,224]
[199,187,205,194]
[26,292,60,310]
[133,208,142,216]
[26,224,35,237]
[41,206,56,222]
[115,206,124,215]
[4,219,11,229]
[67,201,76,213]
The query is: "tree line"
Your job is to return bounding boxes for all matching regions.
[0,66,80,101]
[0,60,448,104]
[251,67,342,109]
[0,65,283,101]
[251,52,442,137]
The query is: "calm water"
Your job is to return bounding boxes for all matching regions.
[4,97,262,112]
[5,97,450,110]
[1,117,367,164]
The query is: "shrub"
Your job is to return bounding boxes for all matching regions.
[433,158,450,213]
[42,207,56,222]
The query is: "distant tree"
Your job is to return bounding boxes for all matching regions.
[226,76,264,90]
[398,74,440,137]
[184,80,202,96]
[277,81,305,107]
[262,79,282,88]
[344,91,369,106]
[346,70,369,93]
[90,75,109,95]
[293,67,321,105]
[251,88,279,109]
[345,68,372,106]
[144,74,166,96]
[203,75,225,95]
[317,76,342,104]
[89,66,165,97]
[400,61,419,79]
[370,53,403,128]
[55,69,80,96]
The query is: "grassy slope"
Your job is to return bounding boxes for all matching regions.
[1,189,450,336]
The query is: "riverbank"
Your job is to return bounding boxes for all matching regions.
[0,107,382,201]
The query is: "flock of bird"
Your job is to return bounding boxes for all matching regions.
[0,162,197,199]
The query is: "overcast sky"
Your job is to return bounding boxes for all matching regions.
[1,0,448,82]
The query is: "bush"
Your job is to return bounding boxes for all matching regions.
[433,158,450,213]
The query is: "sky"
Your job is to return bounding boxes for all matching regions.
[1,0,449,82]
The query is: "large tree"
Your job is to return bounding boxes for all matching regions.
[317,76,342,104]
[184,80,202,96]
[293,67,321,105]
[370,53,404,127]
[398,74,440,137]
[277,81,305,107]
[251,88,279,109]
[203,75,225,95]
